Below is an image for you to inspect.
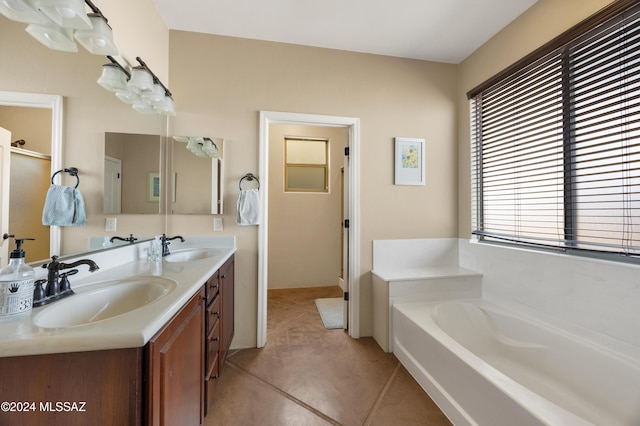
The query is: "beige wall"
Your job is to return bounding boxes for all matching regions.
[457,0,616,237]
[268,124,346,289]
[168,32,459,346]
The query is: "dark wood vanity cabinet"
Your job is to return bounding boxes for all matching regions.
[0,254,234,426]
[204,254,235,415]
[145,287,205,426]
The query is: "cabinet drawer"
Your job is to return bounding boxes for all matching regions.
[206,321,220,378]
[204,355,220,416]
[205,271,220,303]
[206,295,221,333]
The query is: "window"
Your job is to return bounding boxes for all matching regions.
[470,1,640,260]
[284,137,329,192]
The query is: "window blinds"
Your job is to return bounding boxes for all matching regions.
[471,2,640,258]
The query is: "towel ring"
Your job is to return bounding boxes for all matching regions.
[51,167,80,188]
[239,173,260,190]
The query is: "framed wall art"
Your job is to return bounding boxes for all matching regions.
[394,137,425,186]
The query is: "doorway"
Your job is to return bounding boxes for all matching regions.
[258,111,361,347]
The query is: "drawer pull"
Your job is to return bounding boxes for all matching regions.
[213,374,219,380]
[213,337,219,342]
[214,310,220,317]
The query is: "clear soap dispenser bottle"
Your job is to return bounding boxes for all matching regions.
[0,235,36,321]
[149,235,162,262]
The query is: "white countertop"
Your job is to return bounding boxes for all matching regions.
[0,237,236,358]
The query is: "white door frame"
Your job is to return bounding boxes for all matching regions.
[0,91,62,258]
[258,111,360,347]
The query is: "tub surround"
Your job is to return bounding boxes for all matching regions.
[0,236,236,357]
[371,238,482,352]
[461,239,640,353]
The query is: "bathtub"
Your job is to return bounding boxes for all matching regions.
[392,299,640,426]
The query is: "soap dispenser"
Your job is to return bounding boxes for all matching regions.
[0,234,36,321]
[149,235,162,262]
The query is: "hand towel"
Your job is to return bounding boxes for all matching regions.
[42,185,87,226]
[236,188,260,226]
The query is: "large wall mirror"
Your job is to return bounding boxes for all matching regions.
[0,15,167,264]
[170,137,224,215]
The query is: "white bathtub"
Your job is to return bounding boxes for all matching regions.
[392,299,640,426]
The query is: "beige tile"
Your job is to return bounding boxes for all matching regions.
[205,364,333,426]
[369,365,452,426]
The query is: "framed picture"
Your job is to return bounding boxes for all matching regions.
[394,137,425,186]
[147,172,177,202]
[147,172,160,202]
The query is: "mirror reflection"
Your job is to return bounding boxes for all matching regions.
[104,132,162,214]
[171,137,224,215]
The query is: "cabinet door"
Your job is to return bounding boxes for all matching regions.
[219,255,235,368]
[146,288,205,426]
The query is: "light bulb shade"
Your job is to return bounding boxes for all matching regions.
[74,13,118,56]
[128,66,154,94]
[26,19,78,52]
[202,138,219,158]
[97,63,128,92]
[33,0,91,30]
[141,83,166,105]
[132,102,157,114]
[115,89,142,105]
[0,0,46,24]
[154,96,175,116]
[186,138,206,157]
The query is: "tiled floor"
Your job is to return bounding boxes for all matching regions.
[205,286,451,425]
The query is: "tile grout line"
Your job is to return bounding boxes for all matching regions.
[362,361,401,426]
[226,360,344,426]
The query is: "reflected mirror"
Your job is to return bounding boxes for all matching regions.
[171,137,224,214]
[104,132,162,214]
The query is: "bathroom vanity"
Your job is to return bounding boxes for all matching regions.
[0,238,235,426]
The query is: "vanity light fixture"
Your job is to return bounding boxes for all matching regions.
[101,56,176,116]
[128,66,154,94]
[0,0,46,24]
[33,0,91,30]
[178,136,219,158]
[97,61,129,92]
[26,17,78,52]
[74,12,118,56]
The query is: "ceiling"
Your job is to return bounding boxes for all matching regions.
[151,0,538,64]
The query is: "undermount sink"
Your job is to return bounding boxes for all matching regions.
[164,248,221,263]
[33,277,177,328]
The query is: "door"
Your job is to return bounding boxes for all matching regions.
[342,128,350,330]
[0,127,11,267]
[104,156,122,214]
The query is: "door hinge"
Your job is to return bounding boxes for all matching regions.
[344,147,350,156]
[343,292,349,301]
[344,219,349,229]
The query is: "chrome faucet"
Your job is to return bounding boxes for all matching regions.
[33,256,100,307]
[110,234,137,244]
[160,234,185,257]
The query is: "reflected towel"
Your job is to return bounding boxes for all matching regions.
[236,189,260,226]
[42,185,87,226]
